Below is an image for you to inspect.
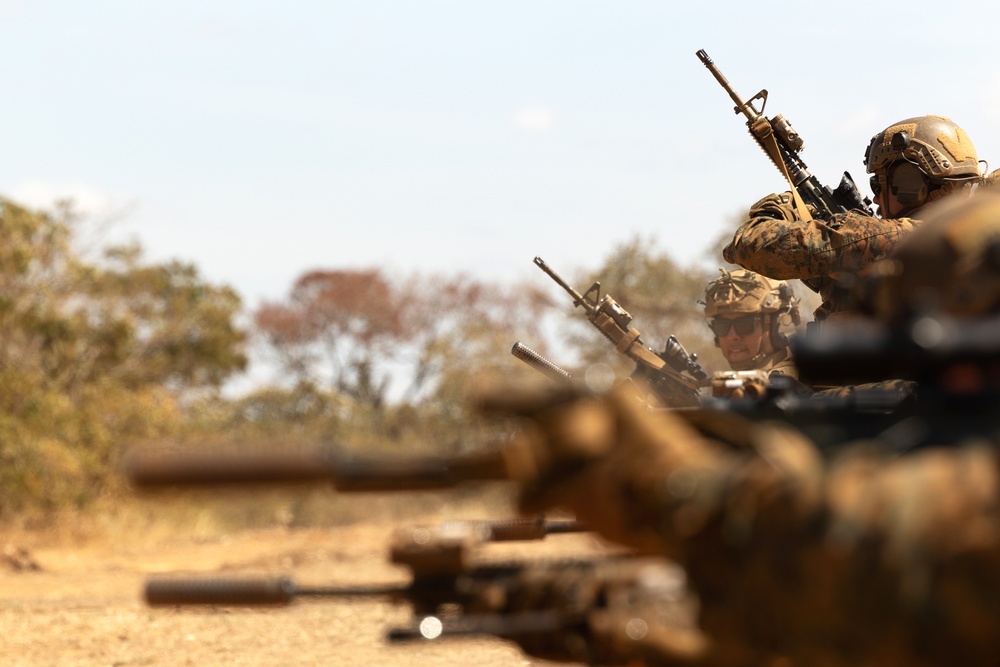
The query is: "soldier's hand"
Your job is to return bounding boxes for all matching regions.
[748,191,800,222]
[498,557,709,666]
[482,557,707,665]
[475,381,725,554]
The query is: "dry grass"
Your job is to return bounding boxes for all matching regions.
[0,485,599,666]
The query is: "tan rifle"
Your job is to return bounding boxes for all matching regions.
[534,256,708,407]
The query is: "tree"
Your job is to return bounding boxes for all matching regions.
[254,268,409,409]
[398,272,553,405]
[0,198,248,513]
[253,268,555,415]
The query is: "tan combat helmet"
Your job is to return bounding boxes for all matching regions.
[870,192,1000,321]
[703,269,801,348]
[864,116,983,212]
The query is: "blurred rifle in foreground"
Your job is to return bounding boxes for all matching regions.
[144,519,701,665]
[685,313,1000,454]
[128,313,1000,492]
[696,48,871,222]
[126,446,509,490]
[533,257,708,407]
[146,520,588,611]
[787,313,1000,453]
[123,371,915,497]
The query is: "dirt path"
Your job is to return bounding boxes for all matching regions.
[0,516,615,666]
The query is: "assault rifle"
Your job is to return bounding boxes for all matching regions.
[144,521,699,666]
[533,257,708,407]
[788,313,1000,453]
[145,520,591,612]
[696,49,872,221]
[385,555,703,665]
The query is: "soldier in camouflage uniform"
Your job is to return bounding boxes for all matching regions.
[702,269,800,378]
[484,193,1000,666]
[723,115,983,321]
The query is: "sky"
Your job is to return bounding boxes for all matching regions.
[2,1,1000,316]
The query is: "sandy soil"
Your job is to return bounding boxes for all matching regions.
[0,507,617,667]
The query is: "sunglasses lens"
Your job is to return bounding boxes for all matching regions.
[711,316,758,337]
[710,319,733,336]
[732,317,759,336]
[870,174,881,196]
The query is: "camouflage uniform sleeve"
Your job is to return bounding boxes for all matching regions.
[722,193,918,280]
[504,386,1000,663]
[683,441,1000,665]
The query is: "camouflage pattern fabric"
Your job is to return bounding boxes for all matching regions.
[810,378,915,400]
[497,557,708,666]
[736,346,797,379]
[491,384,1000,667]
[723,192,920,319]
[762,348,796,377]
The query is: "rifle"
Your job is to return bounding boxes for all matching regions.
[533,256,708,407]
[787,313,1000,453]
[145,528,700,666]
[125,445,509,490]
[145,520,589,613]
[794,313,1000,387]
[696,49,872,222]
[124,372,917,494]
[384,556,705,666]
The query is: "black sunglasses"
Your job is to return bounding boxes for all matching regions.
[870,174,881,197]
[709,315,760,337]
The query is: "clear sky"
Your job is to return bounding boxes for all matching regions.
[2,1,999,311]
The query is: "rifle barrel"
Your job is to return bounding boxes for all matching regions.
[126,448,510,491]
[696,49,758,121]
[511,342,573,382]
[533,257,588,308]
[125,449,333,487]
[144,576,405,606]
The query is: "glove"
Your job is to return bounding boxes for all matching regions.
[747,191,801,223]
[497,557,710,666]
[475,381,728,555]
[709,370,770,400]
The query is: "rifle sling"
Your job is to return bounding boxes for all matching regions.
[751,117,813,222]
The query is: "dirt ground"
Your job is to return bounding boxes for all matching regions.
[0,493,616,667]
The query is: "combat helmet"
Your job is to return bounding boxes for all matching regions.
[864,116,983,212]
[702,269,801,348]
[870,192,1000,321]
